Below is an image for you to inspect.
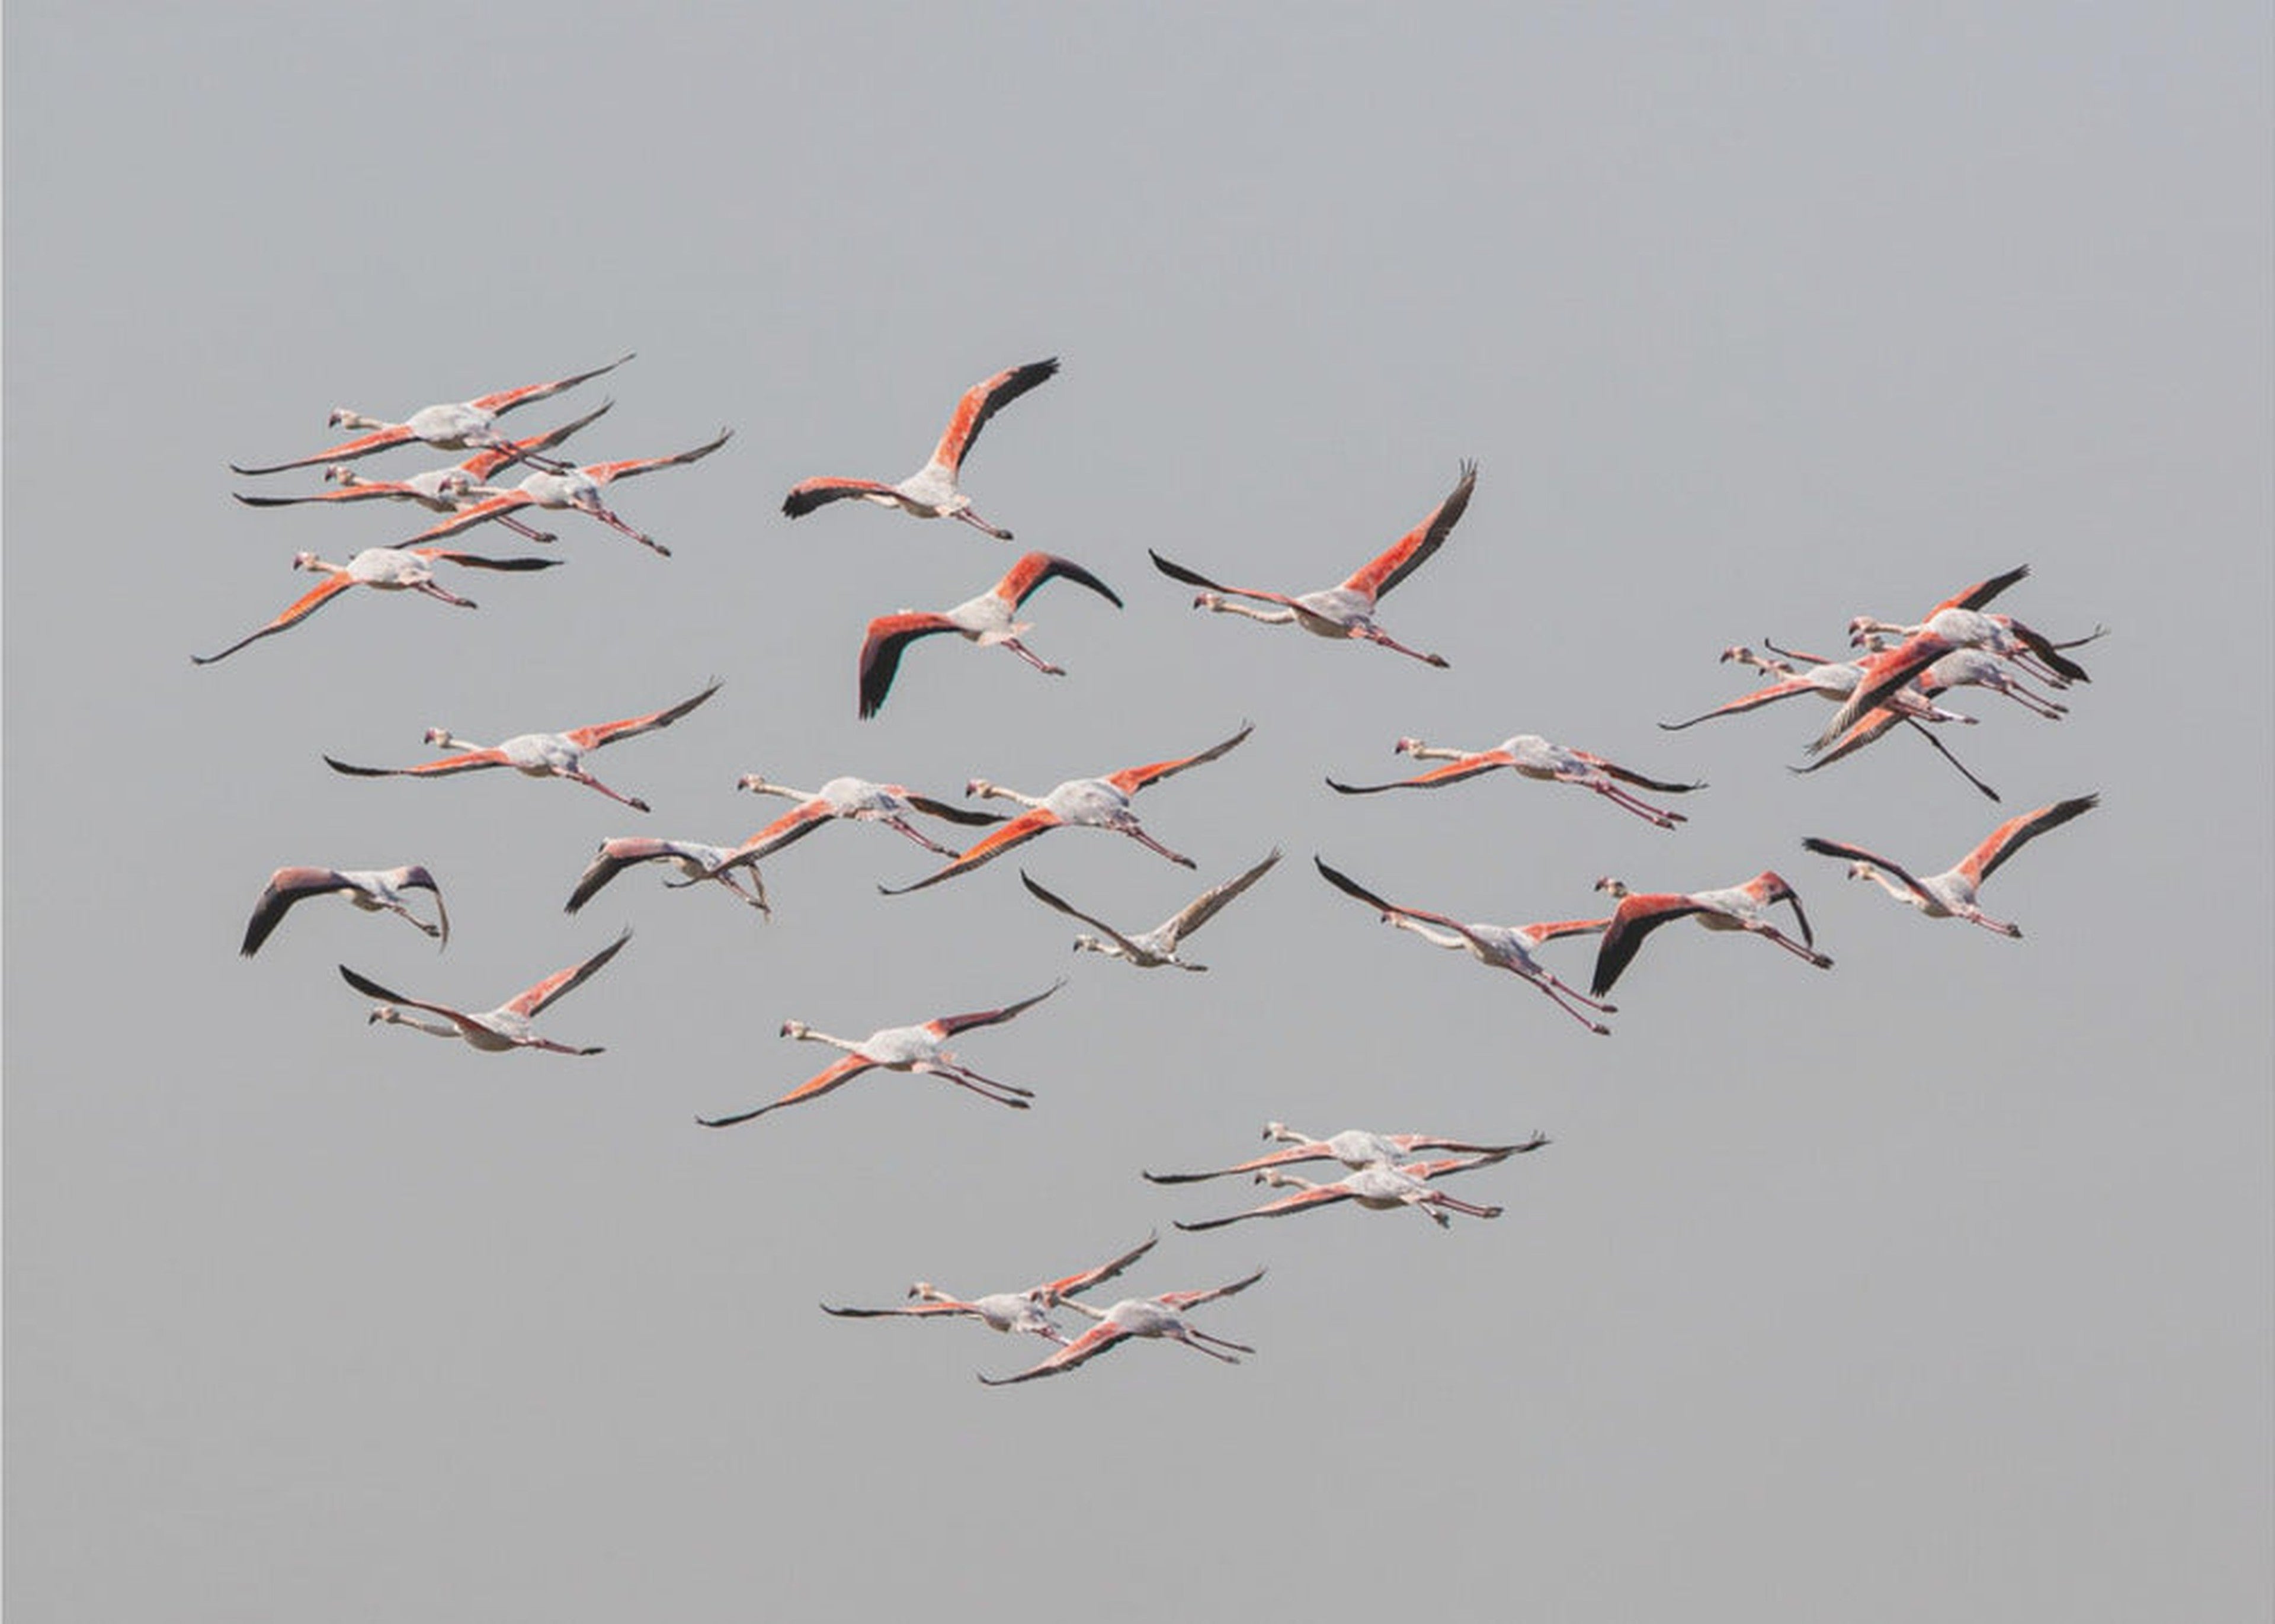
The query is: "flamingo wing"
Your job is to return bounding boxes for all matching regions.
[1800,835,1936,905]
[1590,895,1710,997]
[1570,750,1704,793]
[782,476,905,517]
[1340,460,1476,599]
[1815,639,1950,748]
[877,809,1064,894]
[1522,915,1613,944]
[399,489,537,544]
[229,424,416,476]
[929,358,1059,475]
[565,839,668,915]
[899,793,1007,827]
[1931,563,2030,617]
[1039,1234,1160,1303]
[1313,857,1474,938]
[338,964,469,1030]
[1957,793,2098,886]
[1160,848,1281,943]
[240,866,347,956]
[1103,721,1254,796]
[193,572,358,664]
[719,799,835,869]
[565,679,722,750]
[2005,617,2094,684]
[1020,872,1149,959]
[504,928,632,1017]
[467,353,633,415]
[458,399,616,482]
[977,1317,1132,1385]
[1658,677,1826,729]
[928,980,1064,1038]
[1157,1269,1268,1310]
[819,1300,975,1321]
[1325,749,1512,795]
[1142,1143,1337,1184]
[858,613,960,720]
[996,550,1123,610]
[232,483,402,508]
[696,1053,875,1128]
[577,427,734,486]
[416,549,561,573]
[324,746,509,779]
[1176,1187,1351,1231]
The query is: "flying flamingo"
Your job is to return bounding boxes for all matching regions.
[1175,1155,1514,1232]
[230,399,617,543]
[820,1234,1159,1344]
[1815,566,2097,748]
[341,928,630,1055]
[323,679,720,813]
[878,723,1253,895]
[1313,859,1617,1034]
[1659,642,1973,731]
[192,544,561,664]
[857,551,1123,719]
[976,1268,1265,1386]
[781,358,1059,539]
[1328,733,1702,829]
[1017,848,1281,970]
[564,838,770,917]
[230,354,631,476]
[695,983,1062,1128]
[240,864,448,957]
[1143,1123,1547,1184]
[1590,873,1832,997]
[701,775,1004,885]
[1149,461,1473,667]
[401,426,733,558]
[1801,793,2098,937]
[1915,645,2073,720]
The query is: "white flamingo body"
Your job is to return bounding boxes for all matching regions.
[821,1235,1158,1344]
[1802,794,2098,937]
[1018,849,1280,969]
[1591,872,1832,997]
[857,552,1122,718]
[191,544,560,665]
[341,929,629,1055]
[782,359,1059,539]
[565,838,768,915]
[706,774,1003,878]
[410,425,732,557]
[1329,733,1702,828]
[1143,1122,1546,1184]
[978,1269,1265,1385]
[1175,1155,1513,1232]
[241,864,448,957]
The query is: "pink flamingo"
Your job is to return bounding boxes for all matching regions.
[564,838,770,917]
[1328,733,1702,828]
[402,425,733,558]
[230,355,630,475]
[879,723,1252,895]
[857,551,1122,718]
[820,1234,1159,1344]
[1175,1154,1515,1232]
[1149,462,1473,667]
[701,776,1004,888]
[342,928,629,1055]
[1802,794,2098,937]
[1143,1123,1546,1184]
[695,983,1062,1127]
[241,864,448,957]
[1591,873,1832,997]
[1017,848,1281,970]
[977,1269,1265,1386]
[781,358,1058,539]
[323,679,720,813]
[193,544,560,664]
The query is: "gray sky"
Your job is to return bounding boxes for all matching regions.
[7,5,2270,1619]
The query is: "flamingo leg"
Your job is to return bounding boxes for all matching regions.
[1963,911,2023,939]
[1358,625,1450,668]
[877,815,961,857]
[1175,1331,1246,1363]
[912,1062,1033,1108]
[586,504,670,557]
[1904,719,2002,801]
[496,512,560,544]
[1116,824,1196,869]
[561,768,651,813]
[1524,975,1615,1034]
[414,581,478,608]
[997,638,1066,677]
[521,1037,604,1056]
[1750,924,1833,968]
[950,505,1014,540]
[1425,1191,1504,1220]
[1584,780,1683,827]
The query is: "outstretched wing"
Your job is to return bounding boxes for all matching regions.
[1800,835,1935,905]
[458,398,616,482]
[930,358,1059,475]
[1020,872,1149,959]
[505,928,632,1017]
[1930,563,2030,617]
[580,427,733,486]
[1159,849,1281,945]
[858,614,959,720]
[696,1053,876,1129]
[192,573,357,664]
[1175,1187,1350,1231]
[323,747,508,779]
[229,424,416,476]
[565,679,722,751]
[878,809,1063,895]
[416,549,561,574]
[241,867,345,956]
[1157,1269,1268,1311]
[1325,748,1512,795]
[976,1318,1131,1386]
[1104,722,1253,796]
[928,981,1064,1038]
[468,353,633,414]
[819,1301,974,1321]
[783,476,903,517]
[1037,1234,1159,1304]
[338,963,464,1029]
[901,793,1006,827]
[1658,677,1825,730]
[399,488,538,544]
[995,551,1122,610]
[1957,794,2098,886]
[1340,460,1476,600]
[1570,750,1703,793]
[1590,895,1709,997]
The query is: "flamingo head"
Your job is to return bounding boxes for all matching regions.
[435,470,476,498]
[326,407,364,429]
[906,1282,940,1302]
[1261,1120,1291,1142]
[1069,934,1107,957]
[421,727,452,748]
[778,1019,810,1040]
[1594,876,1631,898]
[291,551,322,572]
[322,463,357,485]
[1191,592,1220,611]
[1392,737,1426,756]
[1845,860,1875,882]
[1718,645,1752,664]
[965,778,995,799]
[1257,1169,1297,1189]
[367,1004,400,1026]
[735,774,768,793]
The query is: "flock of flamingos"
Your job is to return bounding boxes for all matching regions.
[207,354,2105,1384]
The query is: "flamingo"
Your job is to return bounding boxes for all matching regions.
[240,864,448,957]
[230,354,631,475]
[192,545,561,665]
[323,680,720,813]
[341,928,629,1055]
[401,426,733,558]
[1801,794,2098,937]
[1149,461,1473,667]
[1328,733,1702,829]
[1590,873,1832,997]
[1017,848,1281,970]
[564,838,770,917]
[1313,859,1617,1034]
[858,552,1123,719]
[1175,1155,1513,1232]
[695,983,1062,1128]
[702,774,1005,882]
[230,399,617,543]
[1815,566,2097,747]
[820,1234,1159,1344]
[781,358,1058,539]
[878,723,1253,895]
[1659,642,1973,731]
[1915,645,2072,720]
[977,1268,1265,1386]
[1143,1123,1547,1184]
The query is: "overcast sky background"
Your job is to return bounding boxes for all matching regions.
[7,5,2270,1620]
